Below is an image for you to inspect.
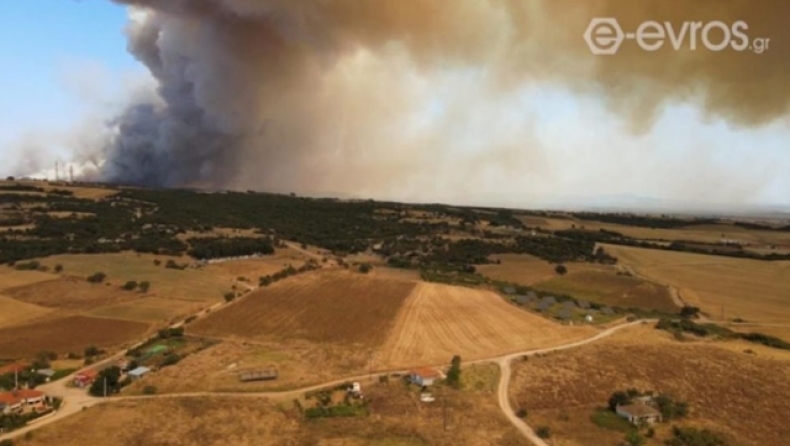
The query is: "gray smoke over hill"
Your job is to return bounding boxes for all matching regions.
[97,0,788,196]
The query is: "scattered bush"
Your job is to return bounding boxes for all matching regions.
[516,408,528,419]
[87,272,106,283]
[535,426,551,439]
[224,292,236,302]
[14,260,40,271]
[139,281,150,292]
[54,264,63,273]
[142,386,157,395]
[555,264,568,275]
[446,355,462,388]
[121,280,138,291]
[359,263,372,274]
[666,426,729,446]
[625,430,646,446]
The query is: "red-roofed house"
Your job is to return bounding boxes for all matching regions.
[0,390,45,414]
[408,368,442,387]
[0,363,29,375]
[73,369,99,388]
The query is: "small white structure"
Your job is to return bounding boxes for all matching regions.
[584,314,594,323]
[420,392,435,403]
[128,366,151,381]
[616,402,663,425]
[348,382,362,397]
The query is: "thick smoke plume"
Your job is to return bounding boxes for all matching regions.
[100,0,788,196]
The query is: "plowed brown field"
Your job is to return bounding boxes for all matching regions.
[378,283,594,369]
[189,271,416,346]
[0,315,149,358]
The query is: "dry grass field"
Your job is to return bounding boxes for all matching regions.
[476,254,558,286]
[378,283,594,369]
[40,252,233,302]
[5,277,147,311]
[0,268,59,290]
[190,271,416,346]
[0,294,53,329]
[0,315,149,358]
[604,244,790,323]
[509,324,790,446]
[533,269,678,313]
[88,297,203,324]
[20,372,528,446]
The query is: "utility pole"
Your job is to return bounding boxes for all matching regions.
[103,377,107,398]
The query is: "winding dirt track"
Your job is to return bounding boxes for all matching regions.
[0,318,648,445]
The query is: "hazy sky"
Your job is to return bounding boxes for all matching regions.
[0,1,788,210]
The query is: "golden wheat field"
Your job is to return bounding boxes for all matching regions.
[0,268,59,290]
[0,294,53,329]
[475,254,558,286]
[509,324,790,446]
[604,244,790,323]
[377,282,594,369]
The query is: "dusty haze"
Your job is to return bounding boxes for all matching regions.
[11,0,790,206]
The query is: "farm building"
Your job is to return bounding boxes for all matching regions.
[0,390,46,414]
[73,369,99,388]
[616,402,663,425]
[409,368,442,387]
[238,369,278,382]
[128,366,151,380]
[0,363,29,376]
[36,369,56,381]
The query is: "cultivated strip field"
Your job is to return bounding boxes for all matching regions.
[0,315,149,358]
[0,294,53,329]
[508,325,790,446]
[604,244,790,323]
[378,283,594,369]
[189,271,416,346]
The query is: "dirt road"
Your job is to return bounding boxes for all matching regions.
[0,320,650,444]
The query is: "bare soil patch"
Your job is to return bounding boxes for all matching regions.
[189,270,415,346]
[0,315,149,358]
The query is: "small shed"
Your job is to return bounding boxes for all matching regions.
[238,369,279,382]
[128,366,151,380]
[616,402,663,425]
[409,368,442,387]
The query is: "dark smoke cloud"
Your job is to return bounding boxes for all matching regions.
[98,0,788,193]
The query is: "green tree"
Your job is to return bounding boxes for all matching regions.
[224,292,236,302]
[87,272,106,283]
[555,264,568,275]
[54,264,63,273]
[446,355,462,388]
[535,426,551,439]
[88,366,122,397]
[121,280,138,291]
[359,263,372,274]
[139,281,150,292]
[625,430,646,446]
[608,391,630,411]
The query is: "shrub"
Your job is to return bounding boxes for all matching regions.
[535,426,551,439]
[625,430,646,446]
[224,292,236,302]
[142,386,157,395]
[555,264,567,275]
[139,281,150,292]
[84,345,101,357]
[359,263,372,274]
[54,264,63,273]
[153,259,161,266]
[161,353,182,367]
[87,272,106,283]
[516,408,528,419]
[446,355,462,388]
[121,280,138,291]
